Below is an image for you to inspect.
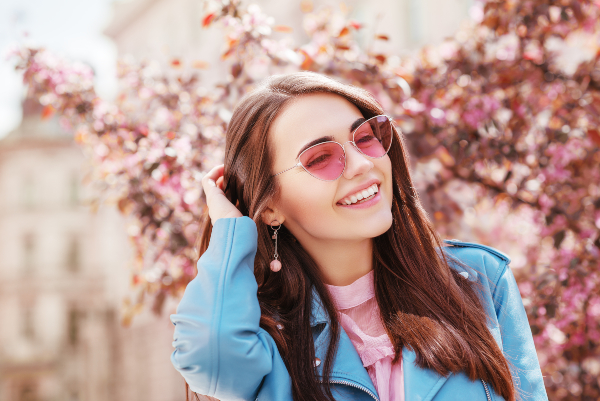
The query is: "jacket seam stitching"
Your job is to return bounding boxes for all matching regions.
[210,219,235,396]
[445,240,511,264]
[492,259,509,299]
[424,374,452,401]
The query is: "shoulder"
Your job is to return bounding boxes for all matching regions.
[441,239,511,286]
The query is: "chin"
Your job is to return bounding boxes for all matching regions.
[363,213,394,239]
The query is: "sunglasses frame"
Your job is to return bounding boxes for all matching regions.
[273,114,395,182]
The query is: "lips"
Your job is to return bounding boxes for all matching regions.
[336,179,381,205]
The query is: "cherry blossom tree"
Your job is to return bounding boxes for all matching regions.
[12,0,600,398]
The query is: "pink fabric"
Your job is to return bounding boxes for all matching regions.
[325,270,404,401]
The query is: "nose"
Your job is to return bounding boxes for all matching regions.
[342,140,374,179]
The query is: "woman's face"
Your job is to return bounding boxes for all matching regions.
[267,93,394,245]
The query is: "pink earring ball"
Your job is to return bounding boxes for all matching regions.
[270,260,282,272]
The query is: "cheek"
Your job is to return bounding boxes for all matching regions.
[378,156,394,200]
[278,181,336,224]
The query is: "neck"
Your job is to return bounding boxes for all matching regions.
[301,237,374,286]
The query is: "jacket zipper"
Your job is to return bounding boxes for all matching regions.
[481,379,492,401]
[318,378,379,401]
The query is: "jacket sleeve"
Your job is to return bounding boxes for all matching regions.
[492,260,549,401]
[170,216,274,400]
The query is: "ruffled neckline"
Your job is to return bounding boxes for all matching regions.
[325,269,376,309]
[324,270,404,400]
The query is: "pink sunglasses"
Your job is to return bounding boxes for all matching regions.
[273,115,395,181]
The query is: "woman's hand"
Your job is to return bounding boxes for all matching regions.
[202,164,243,225]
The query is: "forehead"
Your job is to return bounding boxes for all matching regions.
[269,93,363,157]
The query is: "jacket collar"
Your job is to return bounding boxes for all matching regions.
[402,349,451,401]
[309,286,451,401]
[308,249,464,401]
[309,286,380,399]
[310,285,329,327]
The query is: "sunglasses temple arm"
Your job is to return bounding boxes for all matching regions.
[274,162,303,177]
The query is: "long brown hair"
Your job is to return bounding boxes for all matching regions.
[187,71,516,401]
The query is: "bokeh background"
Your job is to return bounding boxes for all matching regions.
[1,0,599,400]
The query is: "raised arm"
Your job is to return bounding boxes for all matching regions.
[170,165,275,400]
[170,216,274,400]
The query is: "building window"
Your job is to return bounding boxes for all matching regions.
[68,309,80,346]
[18,382,37,401]
[22,306,35,340]
[408,0,424,45]
[21,175,34,209]
[23,234,35,274]
[66,237,81,272]
[69,173,79,207]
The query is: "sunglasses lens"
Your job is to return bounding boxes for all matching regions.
[295,116,393,181]
[299,142,345,180]
[354,116,392,158]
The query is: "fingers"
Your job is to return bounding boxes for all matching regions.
[203,164,224,183]
[202,164,224,192]
[200,164,244,223]
[216,176,224,190]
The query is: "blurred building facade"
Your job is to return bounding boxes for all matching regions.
[0,100,183,401]
[104,0,475,84]
[0,1,471,400]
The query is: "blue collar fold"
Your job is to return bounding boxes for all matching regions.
[308,246,466,400]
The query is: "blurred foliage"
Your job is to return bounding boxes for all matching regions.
[12,0,600,399]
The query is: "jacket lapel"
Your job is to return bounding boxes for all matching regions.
[402,348,451,401]
[309,285,329,326]
[310,287,380,400]
[307,247,501,400]
[310,288,452,401]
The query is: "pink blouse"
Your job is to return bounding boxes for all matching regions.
[325,270,404,401]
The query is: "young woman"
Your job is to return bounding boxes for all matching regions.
[170,72,548,401]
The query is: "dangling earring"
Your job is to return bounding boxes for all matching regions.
[269,220,282,272]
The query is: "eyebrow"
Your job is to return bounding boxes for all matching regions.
[295,117,366,158]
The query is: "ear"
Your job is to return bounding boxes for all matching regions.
[260,204,285,227]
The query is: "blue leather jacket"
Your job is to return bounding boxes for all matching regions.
[170,217,548,401]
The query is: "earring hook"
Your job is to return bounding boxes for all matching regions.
[270,220,282,231]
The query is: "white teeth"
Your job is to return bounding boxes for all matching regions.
[340,184,380,205]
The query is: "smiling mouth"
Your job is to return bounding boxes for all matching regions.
[337,184,379,206]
